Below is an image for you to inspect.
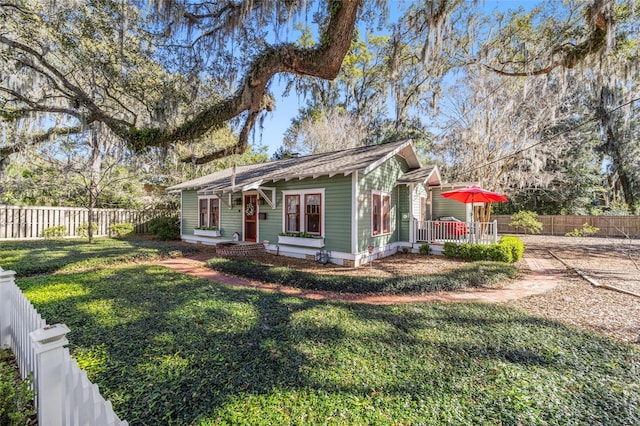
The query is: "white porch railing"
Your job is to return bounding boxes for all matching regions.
[414,220,498,245]
[0,267,127,426]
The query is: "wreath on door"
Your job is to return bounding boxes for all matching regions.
[245,202,255,217]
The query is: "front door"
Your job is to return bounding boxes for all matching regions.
[244,194,257,242]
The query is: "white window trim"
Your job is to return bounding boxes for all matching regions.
[197,195,221,228]
[281,188,325,236]
[371,190,391,237]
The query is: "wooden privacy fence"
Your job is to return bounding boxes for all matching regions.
[0,267,127,425]
[0,205,177,240]
[494,215,640,237]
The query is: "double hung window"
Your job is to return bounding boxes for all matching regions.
[198,197,220,228]
[372,191,391,236]
[283,190,323,235]
[285,195,300,233]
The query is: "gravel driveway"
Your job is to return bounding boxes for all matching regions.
[504,235,640,345]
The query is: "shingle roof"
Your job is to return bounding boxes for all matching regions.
[168,139,425,193]
[396,165,440,185]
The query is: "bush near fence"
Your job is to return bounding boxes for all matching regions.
[495,215,640,238]
[0,205,177,240]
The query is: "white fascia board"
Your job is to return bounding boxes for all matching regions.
[242,179,263,192]
[198,184,220,194]
[362,140,415,175]
[429,166,442,186]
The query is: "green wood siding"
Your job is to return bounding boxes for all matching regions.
[181,190,198,235]
[357,155,409,252]
[398,185,410,242]
[431,188,467,221]
[181,191,243,238]
[262,175,352,253]
[180,175,352,253]
[220,197,243,238]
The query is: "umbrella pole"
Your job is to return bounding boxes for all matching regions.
[471,195,476,243]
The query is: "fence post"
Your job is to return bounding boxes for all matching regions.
[30,324,71,426]
[0,267,16,349]
[493,220,498,244]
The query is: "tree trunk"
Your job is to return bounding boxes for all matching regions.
[87,191,95,244]
[598,87,635,208]
[87,124,102,244]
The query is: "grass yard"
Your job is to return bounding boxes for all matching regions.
[15,261,640,425]
[0,237,202,276]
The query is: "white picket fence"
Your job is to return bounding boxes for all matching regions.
[0,267,127,426]
[414,220,499,245]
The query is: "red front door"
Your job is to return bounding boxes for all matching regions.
[244,194,257,242]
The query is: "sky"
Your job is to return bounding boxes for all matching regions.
[255,0,537,157]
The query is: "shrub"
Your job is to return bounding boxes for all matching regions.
[443,237,524,263]
[442,242,459,258]
[78,223,98,237]
[468,244,488,261]
[500,236,525,262]
[565,223,599,237]
[109,222,135,238]
[41,225,67,238]
[0,351,35,425]
[509,210,543,234]
[418,244,432,255]
[148,216,180,240]
[487,243,513,263]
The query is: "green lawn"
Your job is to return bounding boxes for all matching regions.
[0,237,200,276]
[14,259,640,425]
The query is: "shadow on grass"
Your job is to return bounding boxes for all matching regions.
[0,238,201,277]
[17,265,640,425]
[206,257,518,294]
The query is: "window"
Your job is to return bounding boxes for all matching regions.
[382,194,390,234]
[285,195,300,233]
[199,199,208,227]
[198,197,220,228]
[372,194,381,235]
[372,191,391,236]
[281,189,324,236]
[208,199,220,228]
[305,194,321,234]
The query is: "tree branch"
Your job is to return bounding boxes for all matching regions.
[125,0,362,156]
[0,125,83,161]
[2,1,361,164]
[481,1,610,77]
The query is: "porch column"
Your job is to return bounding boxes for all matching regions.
[409,184,415,243]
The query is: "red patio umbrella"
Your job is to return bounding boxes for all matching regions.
[440,185,508,226]
[440,185,508,204]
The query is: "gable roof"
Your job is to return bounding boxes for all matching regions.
[396,166,441,186]
[168,139,425,193]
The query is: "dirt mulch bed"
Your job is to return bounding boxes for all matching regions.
[504,235,640,345]
[246,252,476,279]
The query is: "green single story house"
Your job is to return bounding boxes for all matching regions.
[167,139,485,267]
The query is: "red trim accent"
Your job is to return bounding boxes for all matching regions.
[304,193,322,235]
[285,194,300,233]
